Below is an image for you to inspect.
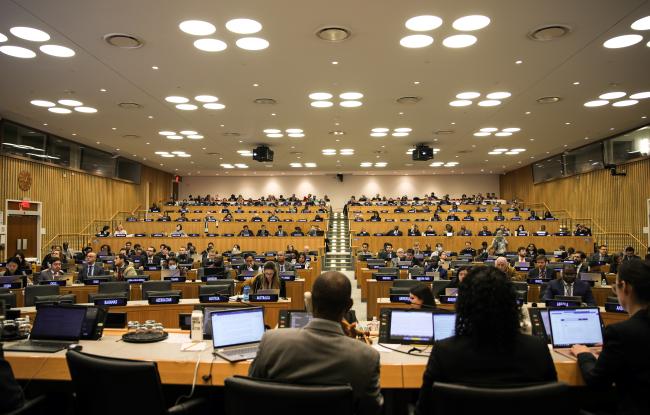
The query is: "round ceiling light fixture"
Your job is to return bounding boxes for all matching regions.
[527,24,571,41]
[103,33,144,48]
[316,26,351,42]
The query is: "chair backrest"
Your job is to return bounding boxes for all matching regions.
[225,376,354,415]
[538,282,549,301]
[0,292,17,308]
[606,296,619,303]
[200,281,235,296]
[141,281,172,300]
[24,285,59,307]
[432,382,572,415]
[431,280,452,297]
[33,294,76,306]
[393,279,421,289]
[98,281,129,295]
[66,350,168,415]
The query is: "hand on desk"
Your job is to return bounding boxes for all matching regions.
[570,344,592,357]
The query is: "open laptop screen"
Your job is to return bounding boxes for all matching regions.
[433,313,456,341]
[211,308,264,348]
[30,305,87,341]
[289,311,313,328]
[389,310,434,343]
[549,307,603,348]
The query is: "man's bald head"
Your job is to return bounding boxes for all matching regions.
[495,256,509,272]
[312,271,353,321]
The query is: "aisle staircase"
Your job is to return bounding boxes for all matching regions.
[324,212,353,271]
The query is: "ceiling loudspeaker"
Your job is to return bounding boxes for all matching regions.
[253,146,274,162]
[336,173,344,182]
[412,144,434,161]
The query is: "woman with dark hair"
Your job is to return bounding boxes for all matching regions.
[571,259,650,415]
[247,261,286,298]
[409,284,435,309]
[416,266,557,414]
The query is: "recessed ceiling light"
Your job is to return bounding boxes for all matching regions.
[584,100,609,107]
[167,135,183,140]
[405,15,443,31]
[331,61,339,65]
[631,15,650,30]
[0,45,36,58]
[340,100,362,107]
[30,100,55,107]
[449,100,472,107]
[155,151,169,155]
[309,92,332,100]
[203,103,225,110]
[194,95,218,103]
[180,130,198,135]
[340,92,363,100]
[488,151,502,155]
[235,37,269,50]
[267,133,283,138]
[400,34,433,48]
[226,18,262,34]
[392,132,409,137]
[612,99,638,107]
[375,162,387,167]
[176,104,198,110]
[0,33,7,42]
[442,34,477,48]
[159,131,175,136]
[456,92,480,99]
[360,162,372,167]
[515,60,523,64]
[193,38,227,52]
[478,100,501,106]
[171,151,187,155]
[480,127,498,132]
[58,99,83,107]
[311,101,333,108]
[452,15,491,31]
[10,27,50,42]
[495,132,512,137]
[286,128,303,133]
[603,34,643,48]
[179,20,216,36]
[372,127,389,133]
[264,129,281,134]
[151,66,159,70]
[599,91,626,99]
[39,44,75,57]
[288,133,305,138]
[473,132,491,137]
[502,127,521,132]
[290,163,302,168]
[630,91,650,99]
[74,106,98,113]
[165,96,189,103]
[394,127,412,132]
[511,148,526,152]
[161,154,175,158]
[494,148,508,152]
[486,91,511,99]
[370,133,387,137]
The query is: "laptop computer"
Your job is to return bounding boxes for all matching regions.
[211,307,265,362]
[4,305,87,353]
[548,307,604,359]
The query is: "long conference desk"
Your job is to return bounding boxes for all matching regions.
[3,329,589,388]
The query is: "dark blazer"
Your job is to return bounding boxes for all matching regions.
[142,255,161,266]
[387,229,403,236]
[239,229,254,236]
[416,334,557,415]
[357,231,370,236]
[577,310,650,415]
[257,229,270,236]
[0,347,25,413]
[542,278,596,305]
[275,230,288,236]
[527,267,556,280]
[423,265,447,279]
[250,319,382,415]
[78,262,106,280]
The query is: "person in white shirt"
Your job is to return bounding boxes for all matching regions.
[113,224,128,236]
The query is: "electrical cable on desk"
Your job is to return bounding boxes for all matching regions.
[377,343,431,357]
[175,354,202,405]
[201,354,217,385]
[23,355,50,394]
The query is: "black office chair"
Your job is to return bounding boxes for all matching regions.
[606,296,619,303]
[393,279,421,289]
[88,281,130,302]
[538,282,549,301]
[65,349,206,415]
[141,281,172,300]
[0,289,17,308]
[511,281,529,301]
[432,280,452,297]
[225,376,353,415]
[432,382,573,415]
[24,285,59,307]
[200,281,234,296]
[3,395,46,415]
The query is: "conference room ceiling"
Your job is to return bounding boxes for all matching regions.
[1,0,649,177]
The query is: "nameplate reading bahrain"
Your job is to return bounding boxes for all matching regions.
[94,297,128,307]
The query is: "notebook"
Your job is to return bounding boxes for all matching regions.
[211,307,265,362]
[4,305,87,353]
[549,307,603,359]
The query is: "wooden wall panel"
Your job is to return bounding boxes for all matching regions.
[1,155,171,253]
[500,157,650,248]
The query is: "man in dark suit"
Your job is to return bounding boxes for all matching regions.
[142,247,161,266]
[590,245,611,264]
[542,266,596,305]
[38,257,64,282]
[571,259,650,415]
[250,271,382,415]
[243,254,260,272]
[257,225,270,236]
[275,251,294,272]
[274,225,288,236]
[239,225,254,237]
[528,255,556,280]
[387,226,402,236]
[459,241,476,256]
[77,252,106,280]
[378,243,395,260]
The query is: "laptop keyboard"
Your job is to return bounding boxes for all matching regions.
[5,340,75,353]
[220,345,258,358]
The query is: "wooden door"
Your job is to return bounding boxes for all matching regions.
[7,215,38,258]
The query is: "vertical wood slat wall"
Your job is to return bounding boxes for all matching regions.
[0,155,171,249]
[500,157,650,245]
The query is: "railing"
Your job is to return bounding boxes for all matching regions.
[593,232,648,255]
[40,233,94,258]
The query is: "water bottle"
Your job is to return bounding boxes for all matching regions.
[370,316,379,333]
[243,285,250,302]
